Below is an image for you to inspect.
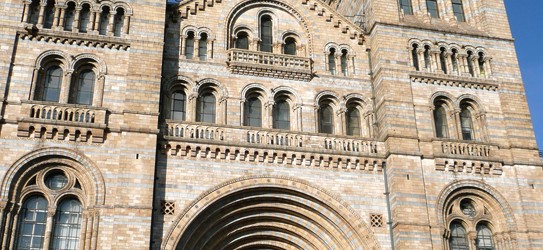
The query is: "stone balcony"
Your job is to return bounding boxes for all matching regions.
[432,139,502,175]
[226,49,313,81]
[17,101,108,143]
[162,120,384,170]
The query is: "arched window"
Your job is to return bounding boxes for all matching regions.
[260,15,273,52]
[15,196,48,249]
[423,45,431,70]
[328,48,336,75]
[449,222,469,250]
[452,0,466,22]
[284,37,296,55]
[346,107,361,136]
[467,51,475,76]
[27,0,40,25]
[69,69,95,105]
[434,102,449,138]
[78,4,91,33]
[36,65,63,102]
[63,2,76,31]
[42,0,55,29]
[99,6,110,35]
[171,90,186,120]
[244,97,262,127]
[319,103,334,134]
[476,224,495,250]
[340,49,349,76]
[440,47,447,74]
[50,198,83,250]
[235,31,249,50]
[273,100,290,130]
[196,93,216,123]
[478,52,486,77]
[399,0,413,15]
[426,0,439,18]
[113,8,125,37]
[451,49,459,73]
[199,33,208,61]
[460,105,474,140]
[412,44,420,71]
[185,31,195,59]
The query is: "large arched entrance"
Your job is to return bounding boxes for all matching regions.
[163,176,380,250]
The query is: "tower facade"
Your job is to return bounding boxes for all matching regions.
[0,0,541,249]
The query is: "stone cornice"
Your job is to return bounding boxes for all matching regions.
[17,28,130,51]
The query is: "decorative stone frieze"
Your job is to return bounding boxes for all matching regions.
[18,29,131,51]
[411,73,498,91]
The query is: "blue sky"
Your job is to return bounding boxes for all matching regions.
[505,0,543,150]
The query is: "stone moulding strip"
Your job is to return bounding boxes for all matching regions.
[17,29,131,51]
[410,73,499,91]
[162,140,385,172]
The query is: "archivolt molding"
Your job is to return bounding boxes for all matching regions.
[163,75,197,94]
[270,86,301,104]
[240,83,270,101]
[225,0,315,56]
[436,180,517,233]
[35,50,69,69]
[70,53,107,74]
[162,175,381,250]
[195,78,228,98]
[0,147,106,207]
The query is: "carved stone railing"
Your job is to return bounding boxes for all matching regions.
[246,130,303,147]
[227,49,313,81]
[437,140,495,158]
[17,101,108,142]
[324,138,378,154]
[162,121,382,157]
[165,121,224,141]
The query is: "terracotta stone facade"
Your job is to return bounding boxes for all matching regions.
[0,0,541,249]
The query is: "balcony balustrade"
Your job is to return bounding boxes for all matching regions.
[227,49,313,81]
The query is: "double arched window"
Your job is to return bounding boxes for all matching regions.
[183,30,212,61]
[326,46,352,76]
[12,169,84,249]
[33,55,102,107]
[432,95,484,141]
[445,198,496,250]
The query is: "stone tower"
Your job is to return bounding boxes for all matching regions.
[0,0,541,249]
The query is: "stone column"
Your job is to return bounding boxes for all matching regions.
[335,54,341,76]
[472,55,480,77]
[431,49,440,73]
[179,34,186,56]
[42,208,56,250]
[187,94,196,122]
[4,204,20,250]
[72,8,81,32]
[122,15,129,35]
[444,52,452,74]
[324,52,330,73]
[91,11,99,34]
[207,39,214,60]
[193,38,200,60]
[107,11,115,36]
[30,67,41,100]
[452,109,461,140]
[60,71,73,103]
[22,1,31,23]
[417,48,424,71]
[54,5,62,28]
[37,3,46,27]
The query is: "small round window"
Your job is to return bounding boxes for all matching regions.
[460,199,476,217]
[45,171,68,190]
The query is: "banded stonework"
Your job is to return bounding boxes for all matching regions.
[0,0,541,249]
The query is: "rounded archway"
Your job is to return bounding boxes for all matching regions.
[163,176,380,250]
